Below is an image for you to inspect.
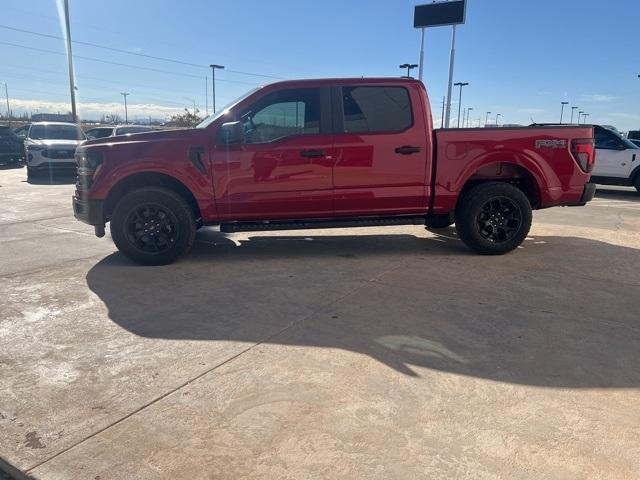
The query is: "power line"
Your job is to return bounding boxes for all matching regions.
[0,40,261,85]
[0,24,282,79]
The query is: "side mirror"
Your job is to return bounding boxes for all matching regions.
[617,143,626,151]
[217,121,245,145]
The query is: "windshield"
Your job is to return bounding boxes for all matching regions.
[29,124,86,140]
[196,87,261,128]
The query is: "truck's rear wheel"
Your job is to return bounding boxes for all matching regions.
[111,187,196,265]
[455,182,532,255]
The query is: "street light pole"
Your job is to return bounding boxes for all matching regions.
[570,106,578,124]
[496,113,502,125]
[485,111,491,126]
[440,96,445,129]
[121,92,129,124]
[583,113,590,124]
[560,101,568,124]
[466,107,473,127]
[444,25,457,128]
[2,82,10,126]
[578,111,584,124]
[209,64,224,113]
[454,81,468,128]
[63,0,77,122]
[418,28,425,81]
[399,63,418,78]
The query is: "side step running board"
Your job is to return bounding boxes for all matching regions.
[220,215,427,233]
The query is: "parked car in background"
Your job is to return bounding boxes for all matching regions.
[13,124,30,140]
[627,129,640,141]
[24,122,86,180]
[591,125,640,193]
[84,125,153,140]
[0,125,24,166]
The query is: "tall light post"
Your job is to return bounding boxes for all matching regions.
[583,113,590,124]
[63,0,77,122]
[400,63,418,78]
[466,107,473,127]
[454,81,468,128]
[560,101,568,124]
[496,113,502,125]
[1,82,10,126]
[570,106,578,124]
[578,111,584,124]
[209,64,224,113]
[485,111,491,126]
[121,92,129,124]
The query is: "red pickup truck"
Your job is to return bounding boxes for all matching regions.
[73,78,596,265]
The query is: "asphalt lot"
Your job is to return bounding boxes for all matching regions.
[1,165,639,479]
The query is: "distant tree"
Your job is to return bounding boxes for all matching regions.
[169,108,203,127]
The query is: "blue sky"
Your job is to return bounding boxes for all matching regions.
[1,0,638,129]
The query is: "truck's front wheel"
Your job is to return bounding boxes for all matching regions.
[455,182,532,255]
[111,187,196,265]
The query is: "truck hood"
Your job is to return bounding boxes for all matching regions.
[82,128,197,147]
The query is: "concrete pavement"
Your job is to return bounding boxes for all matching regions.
[1,166,639,479]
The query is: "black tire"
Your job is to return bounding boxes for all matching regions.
[26,166,36,181]
[110,187,196,265]
[455,182,532,255]
[425,216,454,229]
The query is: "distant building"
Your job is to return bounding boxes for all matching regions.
[31,113,74,122]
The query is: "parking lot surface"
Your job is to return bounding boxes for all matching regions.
[1,166,639,479]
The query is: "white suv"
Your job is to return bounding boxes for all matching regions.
[25,122,86,180]
[591,125,640,193]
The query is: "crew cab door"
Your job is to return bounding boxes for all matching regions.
[593,126,636,178]
[332,83,430,215]
[211,87,334,219]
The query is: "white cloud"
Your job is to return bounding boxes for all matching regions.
[581,94,616,102]
[9,98,184,120]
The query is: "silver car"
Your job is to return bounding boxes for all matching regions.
[84,125,153,140]
[25,122,86,180]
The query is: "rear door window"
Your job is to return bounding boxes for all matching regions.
[341,86,413,133]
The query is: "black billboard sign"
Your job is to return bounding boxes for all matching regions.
[414,0,466,28]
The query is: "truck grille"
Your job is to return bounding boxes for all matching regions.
[43,149,75,159]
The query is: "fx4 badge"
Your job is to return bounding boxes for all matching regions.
[535,139,567,149]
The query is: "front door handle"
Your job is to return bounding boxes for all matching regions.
[300,149,326,158]
[395,145,421,155]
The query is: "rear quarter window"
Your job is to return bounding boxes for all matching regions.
[341,86,413,133]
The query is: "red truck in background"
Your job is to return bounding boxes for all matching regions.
[73,78,596,265]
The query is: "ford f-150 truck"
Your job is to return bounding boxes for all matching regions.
[73,78,596,265]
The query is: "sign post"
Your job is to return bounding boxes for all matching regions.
[414,0,466,128]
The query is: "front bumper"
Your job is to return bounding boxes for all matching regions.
[73,195,105,226]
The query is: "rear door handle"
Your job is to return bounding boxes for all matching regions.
[395,146,421,155]
[300,149,326,158]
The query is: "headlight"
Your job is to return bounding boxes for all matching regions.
[75,149,104,170]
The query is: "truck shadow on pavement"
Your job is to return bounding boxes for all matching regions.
[86,230,640,387]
